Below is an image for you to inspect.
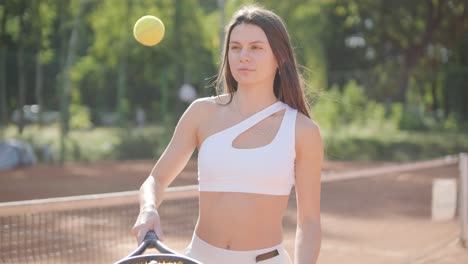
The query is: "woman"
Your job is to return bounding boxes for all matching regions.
[131,5,323,264]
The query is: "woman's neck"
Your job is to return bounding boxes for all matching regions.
[233,87,278,116]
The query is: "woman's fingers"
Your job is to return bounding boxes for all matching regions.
[131,210,165,244]
[154,220,165,241]
[137,226,149,245]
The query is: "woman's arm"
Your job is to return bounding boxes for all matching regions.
[145,98,203,207]
[132,99,206,243]
[294,114,324,264]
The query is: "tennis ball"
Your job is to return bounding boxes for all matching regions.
[133,15,165,46]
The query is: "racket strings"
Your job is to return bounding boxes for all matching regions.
[146,261,182,264]
[126,259,183,264]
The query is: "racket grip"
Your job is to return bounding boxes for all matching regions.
[144,231,158,241]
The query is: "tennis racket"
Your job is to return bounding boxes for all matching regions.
[114,231,202,264]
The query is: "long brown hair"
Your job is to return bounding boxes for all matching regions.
[215,5,310,117]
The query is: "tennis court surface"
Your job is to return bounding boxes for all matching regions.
[1,158,467,263]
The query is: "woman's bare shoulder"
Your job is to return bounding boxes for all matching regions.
[295,112,322,146]
[195,94,231,103]
[187,94,231,118]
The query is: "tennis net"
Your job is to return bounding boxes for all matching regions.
[0,186,199,263]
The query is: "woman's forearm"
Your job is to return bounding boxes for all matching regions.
[294,219,321,264]
[139,175,164,211]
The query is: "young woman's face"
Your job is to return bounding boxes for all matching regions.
[228,23,278,87]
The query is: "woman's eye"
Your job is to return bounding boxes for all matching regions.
[230,46,240,50]
[251,45,262,50]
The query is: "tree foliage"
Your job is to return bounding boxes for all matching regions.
[0,0,467,133]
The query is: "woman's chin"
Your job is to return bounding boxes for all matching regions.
[234,76,257,86]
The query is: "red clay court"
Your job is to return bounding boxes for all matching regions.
[1,159,467,263]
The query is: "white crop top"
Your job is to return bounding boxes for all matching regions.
[197,101,297,195]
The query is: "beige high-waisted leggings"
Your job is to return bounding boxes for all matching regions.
[184,233,292,264]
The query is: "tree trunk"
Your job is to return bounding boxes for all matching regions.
[393,0,444,103]
[431,72,438,119]
[59,0,87,163]
[160,68,169,121]
[35,53,44,126]
[117,57,127,124]
[117,0,130,125]
[443,74,450,119]
[17,10,26,135]
[395,62,410,103]
[34,1,44,127]
[174,0,184,113]
[0,7,8,130]
[0,47,6,130]
[217,0,225,51]
[17,48,26,135]
[463,72,468,122]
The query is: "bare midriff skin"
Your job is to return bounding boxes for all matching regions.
[195,192,289,250]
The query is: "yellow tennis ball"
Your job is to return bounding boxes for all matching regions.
[133,15,165,46]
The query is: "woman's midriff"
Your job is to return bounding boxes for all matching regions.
[194,191,289,251]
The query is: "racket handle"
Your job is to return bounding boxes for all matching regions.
[143,231,177,255]
[144,230,158,241]
[121,231,159,259]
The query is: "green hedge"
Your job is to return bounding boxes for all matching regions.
[323,130,468,161]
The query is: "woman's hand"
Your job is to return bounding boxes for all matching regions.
[131,208,165,244]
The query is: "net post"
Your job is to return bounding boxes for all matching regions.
[460,152,468,247]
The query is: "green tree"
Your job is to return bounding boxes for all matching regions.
[0,3,8,130]
[330,0,468,103]
[73,0,215,124]
[33,0,56,126]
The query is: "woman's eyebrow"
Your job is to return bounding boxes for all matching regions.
[229,40,267,45]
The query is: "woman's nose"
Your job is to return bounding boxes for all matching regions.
[239,48,251,62]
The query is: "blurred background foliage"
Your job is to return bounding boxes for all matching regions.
[1,0,467,162]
